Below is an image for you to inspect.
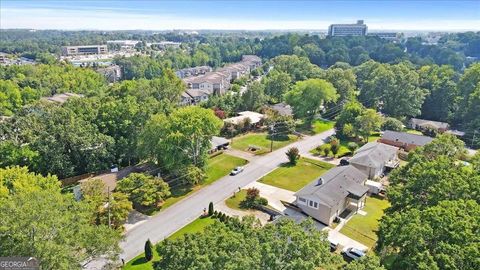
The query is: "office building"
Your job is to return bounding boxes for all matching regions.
[328,20,368,36]
[62,45,108,56]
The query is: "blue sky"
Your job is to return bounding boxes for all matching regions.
[1,1,479,31]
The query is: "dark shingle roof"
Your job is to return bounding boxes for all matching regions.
[381,130,433,146]
[295,166,368,207]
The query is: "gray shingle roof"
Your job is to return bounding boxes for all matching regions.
[349,142,398,168]
[295,166,368,207]
[381,130,433,146]
[410,118,449,130]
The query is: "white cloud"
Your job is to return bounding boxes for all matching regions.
[1,7,479,31]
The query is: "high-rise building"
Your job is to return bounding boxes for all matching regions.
[328,20,368,36]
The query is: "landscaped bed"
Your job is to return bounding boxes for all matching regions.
[231,132,299,155]
[123,216,215,270]
[339,196,390,249]
[258,157,335,192]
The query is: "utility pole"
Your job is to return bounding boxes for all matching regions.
[107,186,111,228]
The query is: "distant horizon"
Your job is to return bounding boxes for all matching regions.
[1,1,479,31]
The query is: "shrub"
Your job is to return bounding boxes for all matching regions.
[382,117,403,131]
[208,202,214,216]
[256,197,268,206]
[347,142,358,154]
[145,239,153,261]
[321,144,331,156]
[286,147,300,165]
[330,137,340,157]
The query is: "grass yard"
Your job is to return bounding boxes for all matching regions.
[205,153,248,185]
[231,132,298,155]
[297,119,335,135]
[159,153,247,212]
[339,196,390,249]
[225,189,247,210]
[259,157,335,191]
[368,132,382,142]
[123,216,215,270]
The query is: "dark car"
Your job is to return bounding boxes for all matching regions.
[339,159,349,166]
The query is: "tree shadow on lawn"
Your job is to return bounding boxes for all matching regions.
[131,257,148,266]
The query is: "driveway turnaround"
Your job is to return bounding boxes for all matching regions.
[85,129,334,268]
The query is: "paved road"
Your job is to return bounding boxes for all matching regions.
[87,129,334,268]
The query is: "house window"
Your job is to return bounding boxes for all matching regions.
[298,197,307,205]
[308,200,319,209]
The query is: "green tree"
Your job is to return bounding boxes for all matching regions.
[322,67,357,102]
[100,192,132,229]
[378,200,479,270]
[285,79,338,121]
[419,65,459,122]
[345,255,385,270]
[140,106,223,171]
[241,81,266,111]
[330,137,340,157]
[286,147,300,165]
[347,142,359,154]
[0,166,60,198]
[354,109,383,142]
[180,165,206,186]
[381,117,403,131]
[264,70,291,102]
[154,218,343,270]
[208,202,214,216]
[145,239,153,261]
[335,101,364,138]
[116,173,171,208]
[0,189,120,269]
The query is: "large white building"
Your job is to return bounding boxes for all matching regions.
[62,45,108,56]
[328,20,368,37]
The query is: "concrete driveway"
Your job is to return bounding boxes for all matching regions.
[245,181,295,212]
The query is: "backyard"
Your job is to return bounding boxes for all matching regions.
[159,153,247,212]
[123,216,215,270]
[339,196,390,249]
[231,132,299,155]
[258,157,335,191]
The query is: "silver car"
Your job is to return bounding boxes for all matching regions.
[342,247,366,260]
[230,166,244,175]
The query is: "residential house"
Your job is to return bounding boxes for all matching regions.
[378,130,433,151]
[294,165,369,226]
[409,118,450,133]
[269,103,293,117]
[349,142,399,179]
[224,111,265,126]
[175,66,212,79]
[96,64,122,83]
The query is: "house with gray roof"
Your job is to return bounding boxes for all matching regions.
[294,165,369,225]
[409,118,449,132]
[349,142,399,179]
[379,130,433,151]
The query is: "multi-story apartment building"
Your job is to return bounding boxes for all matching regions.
[175,66,213,79]
[62,45,108,56]
[180,55,262,105]
[328,20,368,36]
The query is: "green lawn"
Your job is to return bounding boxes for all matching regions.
[231,132,299,155]
[368,132,382,142]
[123,216,215,270]
[405,129,423,135]
[205,153,248,184]
[259,157,335,191]
[339,196,390,249]
[225,189,247,210]
[159,153,247,212]
[296,119,335,135]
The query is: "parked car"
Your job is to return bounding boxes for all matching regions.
[342,247,366,260]
[230,166,244,175]
[339,158,350,166]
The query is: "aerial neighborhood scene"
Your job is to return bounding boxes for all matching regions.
[1,1,480,269]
